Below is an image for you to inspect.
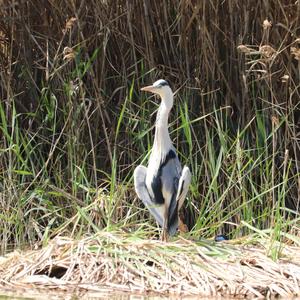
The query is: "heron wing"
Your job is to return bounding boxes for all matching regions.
[134,165,164,227]
[176,165,192,209]
[159,152,182,235]
[167,192,178,236]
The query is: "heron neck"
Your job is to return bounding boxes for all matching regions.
[154,101,172,151]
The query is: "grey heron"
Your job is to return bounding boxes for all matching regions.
[134,79,191,241]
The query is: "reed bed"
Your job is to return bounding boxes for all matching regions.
[0,232,299,298]
[0,0,299,276]
[1,2,299,297]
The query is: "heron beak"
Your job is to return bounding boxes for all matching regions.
[141,85,156,93]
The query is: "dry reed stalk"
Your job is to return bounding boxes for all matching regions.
[0,233,299,298]
[0,0,299,258]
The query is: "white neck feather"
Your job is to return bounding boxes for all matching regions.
[153,94,173,155]
[146,91,174,185]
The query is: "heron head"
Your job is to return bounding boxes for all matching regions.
[141,79,173,107]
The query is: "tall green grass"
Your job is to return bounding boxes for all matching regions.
[0,1,299,256]
[0,77,298,253]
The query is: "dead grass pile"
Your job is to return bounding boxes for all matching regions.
[0,232,299,298]
[0,0,299,249]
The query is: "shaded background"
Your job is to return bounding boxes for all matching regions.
[0,0,299,248]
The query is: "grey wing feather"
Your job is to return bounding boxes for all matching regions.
[134,153,187,237]
[167,194,178,236]
[176,165,191,209]
[160,157,181,235]
[134,165,164,227]
[161,160,191,235]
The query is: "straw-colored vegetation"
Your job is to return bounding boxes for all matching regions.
[0,231,300,298]
[0,0,299,297]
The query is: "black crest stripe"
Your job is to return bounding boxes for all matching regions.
[159,80,169,87]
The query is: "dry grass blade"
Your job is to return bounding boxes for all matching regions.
[0,233,299,298]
